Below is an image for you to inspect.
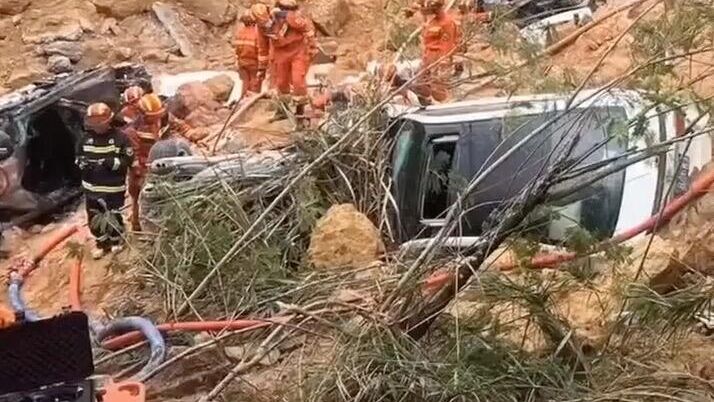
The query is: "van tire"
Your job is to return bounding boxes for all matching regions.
[147,138,193,163]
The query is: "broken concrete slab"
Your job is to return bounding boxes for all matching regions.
[308,204,385,270]
[47,55,73,74]
[152,2,194,58]
[38,41,83,63]
[0,0,30,15]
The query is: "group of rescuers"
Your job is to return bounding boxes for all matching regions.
[76,0,468,261]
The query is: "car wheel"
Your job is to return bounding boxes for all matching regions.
[147,138,193,164]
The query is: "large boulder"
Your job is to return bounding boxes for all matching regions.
[203,74,234,102]
[90,0,147,18]
[304,0,352,36]
[176,0,236,26]
[308,204,385,270]
[21,2,99,44]
[0,0,30,15]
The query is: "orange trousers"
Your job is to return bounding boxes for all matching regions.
[273,48,309,102]
[238,66,263,95]
[419,55,452,102]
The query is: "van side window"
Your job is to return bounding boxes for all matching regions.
[422,136,458,220]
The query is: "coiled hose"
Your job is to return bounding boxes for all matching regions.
[5,225,167,381]
[7,273,40,322]
[94,317,167,381]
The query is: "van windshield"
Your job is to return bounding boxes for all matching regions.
[395,106,629,242]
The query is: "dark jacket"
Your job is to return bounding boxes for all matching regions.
[76,125,133,195]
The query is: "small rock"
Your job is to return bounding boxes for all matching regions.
[39,41,83,63]
[0,0,30,15]
[224,345,281,366]
[28,224,43,235]
[114,46,133,61]
[47,55,73,73]
[11,14,20,25]
[308,204,386,270]
[99,17,119,35]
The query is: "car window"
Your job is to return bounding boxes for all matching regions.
[422,135,458,220]
[456,106,629,240]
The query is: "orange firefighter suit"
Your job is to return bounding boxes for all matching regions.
[125,95,198,230]
[235,22,269,94]
[119,104,142,125]
[270,10,317,105]
[125,116,162,231]
[419,8,462,102]
[0,304,14,329]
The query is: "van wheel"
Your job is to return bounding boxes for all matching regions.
[147,138,193,163]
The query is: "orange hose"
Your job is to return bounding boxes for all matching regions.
[18,225,79,278]
[423,167,714,293]
[69,257,83,312]
[101,320,272,350]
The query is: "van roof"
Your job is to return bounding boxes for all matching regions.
[392,89,644,125]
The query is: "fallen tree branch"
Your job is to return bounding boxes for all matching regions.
[567,0,661,108]
[207,91,268,155]
[199,315,298,402]
[397,133,581,340]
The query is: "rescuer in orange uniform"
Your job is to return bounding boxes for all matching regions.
[118,86,145,125]
[416,0,462,102]
[125,94,166,232]
[249,4,275,89]
[0,304,15,329]
[266,0,317,119]
[234,10,269,95]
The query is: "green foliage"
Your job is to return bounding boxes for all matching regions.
[623,280,714,338]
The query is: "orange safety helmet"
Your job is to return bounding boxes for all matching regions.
[138,93,166,119]
[250,3,270,23]
[122,86,145,105]
[85,102,114,129]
